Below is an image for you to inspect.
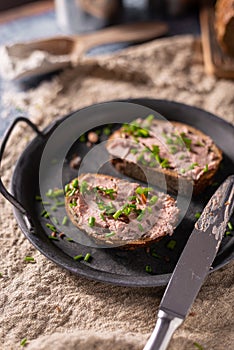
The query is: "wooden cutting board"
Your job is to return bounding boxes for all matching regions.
[200,6,234,79]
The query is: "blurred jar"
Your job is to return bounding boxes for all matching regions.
[55,0,122,33]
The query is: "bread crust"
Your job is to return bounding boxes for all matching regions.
[107,121,222,196]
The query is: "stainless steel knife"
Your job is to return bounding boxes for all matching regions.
[143,175,234,350]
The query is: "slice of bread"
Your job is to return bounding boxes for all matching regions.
[65,173,179,249]
[106,117,222,195]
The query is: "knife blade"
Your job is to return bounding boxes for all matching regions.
[143,175,234,350]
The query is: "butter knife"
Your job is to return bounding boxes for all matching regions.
[143,175,234,350]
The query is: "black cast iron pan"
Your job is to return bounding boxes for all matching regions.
[0,99,234,287]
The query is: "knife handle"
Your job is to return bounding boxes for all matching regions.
[143,310,183,350]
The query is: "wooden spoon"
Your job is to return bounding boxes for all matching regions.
[0,21,168,80]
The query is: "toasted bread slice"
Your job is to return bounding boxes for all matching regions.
[65,173,179,249]
[106,117,222,195]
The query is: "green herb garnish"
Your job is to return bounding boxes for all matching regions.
[193,342,204,350]
[195,212,201,219]
[227,222,233,230]
[46,223,57,232]
[35,195,42,201]
[123,122,150,138]
[88,217,95,227]
[48,236,59,241]
[188,162,199,170]
[106,232,115,237]
[52,217,59,225]
[138,223,144,232]
[20,338,27,347]
[103,127,111,136]
[84,253,92,262]
[149,195,158,205]
[24,256,35,263]
[72,178,79,188]
[79,134,86,142]
[62,216,68,225]
[73,254,83,261]
[80,181,88,195]
[130,148,138,155]
[145,265,152,273]
[135,187,153,196]
[166,239,176,250]
[137,209,145,222]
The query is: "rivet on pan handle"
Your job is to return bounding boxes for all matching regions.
[0,117,43,231]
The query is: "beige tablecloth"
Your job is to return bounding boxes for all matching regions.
[1,35,234,350]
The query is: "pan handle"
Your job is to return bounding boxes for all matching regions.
[0,117,43,230]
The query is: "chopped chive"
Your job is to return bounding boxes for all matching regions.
[145,265,152,273]
[180,168,186,174]
[72,178,79,188]
[62,216,68,225]
[138,223,144,232]
[73,254,83,261]
[88,217,95,227]
[52,189,64,197]
[149,195,158,205]
[35,195,42,201]
[100,213,106,221]
[51,205,57,212]
[179,154,185,160]
[69,201,77,208]
[20,338,27,347]
[188,162,199,170]
[128,195,137,201]
[137,209,145,222]
[65,184,70,193]
[145,114,154,123]
[66,237,74,242]
[225,231,231,236]
[79,134,86,142]
[48,236,59,241]
[166,239,176,250]
[24,256,35,263]
[193,342,204,350]
[203,164,209,173]
[135,187,153,196]
[46,189,53,197]
[147,206,153,213]
[46,223,57,232]
[106,232,115,237]
[42,201,51,206]
[113,209,123,220]
[68,188,76,197]
[52,217,59,225]
[0,272,2,277]
[160,158,170,168]
[80,181,88,195]
[227,222,233,230]
[103,127,111,136]
[195,212,201,219]
[41,209,48,217]
[130,148,138,154]
[55,201,65,207]
[152,252,161,259]
[84,253,92,262]
[196,141,204,147]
